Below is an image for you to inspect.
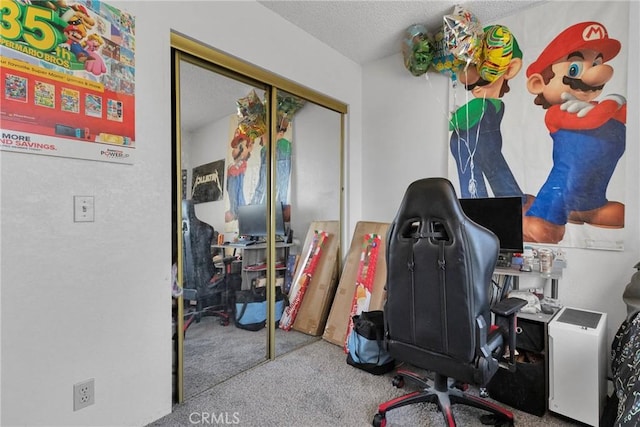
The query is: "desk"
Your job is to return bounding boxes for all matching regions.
[494,265,562,300]
[213,242,293,290]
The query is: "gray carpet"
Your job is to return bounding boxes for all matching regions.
[182,316,318,399]
[155,339,581,426]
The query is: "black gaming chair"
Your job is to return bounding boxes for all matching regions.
[182,199,232,331]
[373,178,526,427]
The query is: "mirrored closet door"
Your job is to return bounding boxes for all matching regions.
[171,33,346,404]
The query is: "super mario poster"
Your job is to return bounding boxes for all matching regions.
[223,114,294,234]
[0,0,135,164]
[447,1,628,250]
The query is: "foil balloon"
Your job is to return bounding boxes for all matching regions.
[277,93,305,118]
[432,27,465,81]
[237,89,266,139]
[277,93,306,131]
[477,25,514,83]
[402,24,435,77]
[443,5,484,66]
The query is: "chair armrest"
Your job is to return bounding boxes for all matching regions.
[492,297,527,370]
[476,315,502,358]
[183,288,197,301]
[222,256,237,265]
[476,316,489,358]
[491,297,527,317]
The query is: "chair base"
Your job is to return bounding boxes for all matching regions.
[183,282,234,335]
[184,296,232,334]
[184,307,231,333]
[372,370,514,427]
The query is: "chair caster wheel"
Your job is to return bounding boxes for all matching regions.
[453,380,469,391]
[392,375,404,388]
[480,414,513,426]
[219,318,229,326]
[372,413,386,427]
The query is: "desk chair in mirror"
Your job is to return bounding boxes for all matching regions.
[182,199,236,332]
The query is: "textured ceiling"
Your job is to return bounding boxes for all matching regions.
[258,1,544,65]
[181,0,544,132]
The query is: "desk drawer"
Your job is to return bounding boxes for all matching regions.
[516,317,545,353]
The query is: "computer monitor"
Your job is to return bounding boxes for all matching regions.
[237,203,286,239]
[458,196,524,254]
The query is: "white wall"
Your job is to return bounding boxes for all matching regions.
[187,117,230,234]
[362,1,640,344]
[288,102,342,244]
[0,1,362,426]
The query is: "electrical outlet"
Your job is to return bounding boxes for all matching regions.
[73,379,95,411]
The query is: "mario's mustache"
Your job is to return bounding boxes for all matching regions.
[562,76,604,92]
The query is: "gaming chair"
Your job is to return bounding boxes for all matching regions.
[373,178,526,427]
[182,199,231,330]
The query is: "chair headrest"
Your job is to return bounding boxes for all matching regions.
[395,178,466,225]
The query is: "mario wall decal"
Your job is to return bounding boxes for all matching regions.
[523,21,626,244]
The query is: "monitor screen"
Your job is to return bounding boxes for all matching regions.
[459,196,524,253]
[237,203,286,238]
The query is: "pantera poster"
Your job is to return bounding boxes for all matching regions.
[0,0,135,164]
[447,1,628,250]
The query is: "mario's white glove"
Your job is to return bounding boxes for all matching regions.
[560,92,594,117]
[601,94,626,107]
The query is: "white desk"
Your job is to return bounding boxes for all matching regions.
[494,265,562,300]
[213,242,293,290]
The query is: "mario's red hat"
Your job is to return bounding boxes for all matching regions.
[526,21,620,77]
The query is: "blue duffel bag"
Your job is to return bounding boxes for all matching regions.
[235,286,285,331]
[346,310,395,375]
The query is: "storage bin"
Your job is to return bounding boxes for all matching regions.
[516,317,545,353]
[487,353,546,417]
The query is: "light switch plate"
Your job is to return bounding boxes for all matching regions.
[74,196,95,222]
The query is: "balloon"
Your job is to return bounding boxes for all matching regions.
[443,6,484,65]
[431,27,465,80]
[477,25,514,83]
[402,24,434,77]
[237,89,263,119]
[277,93,305,118]
[237,89,266,139]
[277,93,305,131]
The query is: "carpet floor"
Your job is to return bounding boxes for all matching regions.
[155,337,582,427]
[182,315,318,399]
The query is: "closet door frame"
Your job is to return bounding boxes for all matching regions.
[171,32,347,404]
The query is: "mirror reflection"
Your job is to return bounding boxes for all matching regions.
[178,59,269,400]
[177,58,342,400]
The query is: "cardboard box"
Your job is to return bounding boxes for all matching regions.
[322,221,390,347]
[291,221,340,336]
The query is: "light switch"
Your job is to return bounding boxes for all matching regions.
[74,196,95,222]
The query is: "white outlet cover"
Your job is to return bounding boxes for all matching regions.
[73,378,95,411]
